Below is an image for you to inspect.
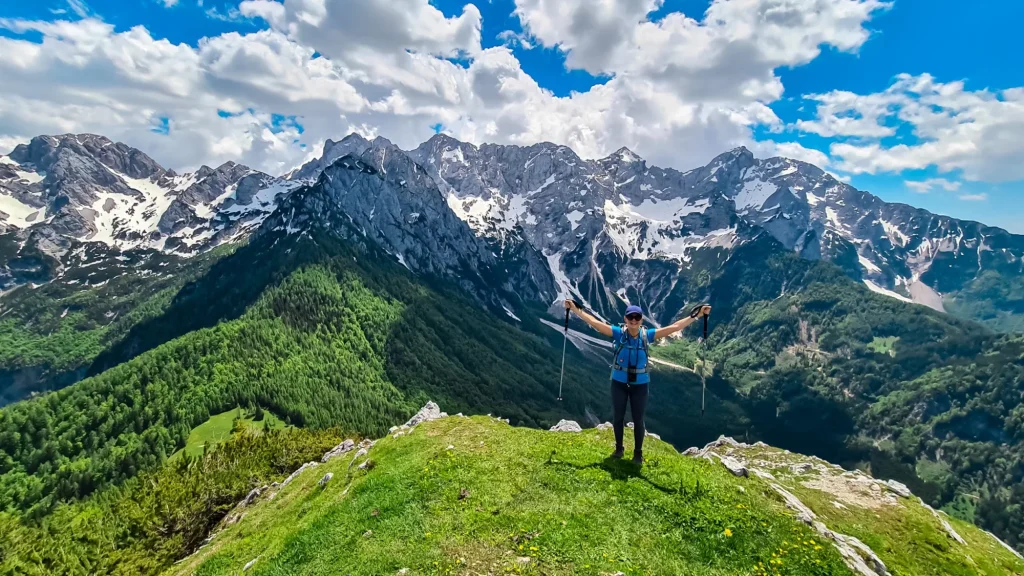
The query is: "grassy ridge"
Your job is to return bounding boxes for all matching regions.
[725,443,1024,576]
[169,416,852,576]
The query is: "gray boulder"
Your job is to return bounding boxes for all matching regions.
[549,419,582,432]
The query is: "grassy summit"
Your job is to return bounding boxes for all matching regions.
[167,409,1024,576]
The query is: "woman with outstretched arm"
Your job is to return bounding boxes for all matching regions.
[564,300,711,465]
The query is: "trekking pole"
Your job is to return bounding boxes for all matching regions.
[699,309,709,419]
[557,306,570,401]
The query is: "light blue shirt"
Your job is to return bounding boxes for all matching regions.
[610,326,657,384]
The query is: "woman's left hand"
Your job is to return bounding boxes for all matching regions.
[688,304,712,318]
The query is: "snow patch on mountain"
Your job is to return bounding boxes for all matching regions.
[735,180,778,212]
[0,195,44,228]
[825,207,846,231]
[441,147,465,165]
[616,196,709,223]
[193,184,237,218]
[507,193,534,227]
[864,279,913,303]
[223,179,294,215]
[879,219,909,247]
[546,251,573,304]
[858,255,882,274]
[447,193,496,230]
[10,168,44,185]
[528,174,558,196]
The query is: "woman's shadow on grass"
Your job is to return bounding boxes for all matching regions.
[542,451,680,496]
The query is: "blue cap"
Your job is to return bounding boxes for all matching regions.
[625,305,643,316]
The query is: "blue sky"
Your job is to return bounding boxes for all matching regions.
[2,0,1023,232]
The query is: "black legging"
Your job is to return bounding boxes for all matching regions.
[611,379,648,453]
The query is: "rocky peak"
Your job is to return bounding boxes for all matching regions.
[370,135,394,148]
[261,144,545,311]
[288,133,372,182]
[422,132,467,152]
[11,134,165,182]
[605,146,644,165]
[9,135,57,166]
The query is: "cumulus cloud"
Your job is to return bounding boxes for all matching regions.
[958,193,987,202]
[515,0,891,104]
[905,178,961,193]
[801,73,1024,182]
[0,0,892,176]
[757,140,831,168]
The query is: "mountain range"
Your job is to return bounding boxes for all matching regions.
[3,132,1021,331]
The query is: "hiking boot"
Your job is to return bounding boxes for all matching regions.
[610,447,624,459]
[632,451,644,465]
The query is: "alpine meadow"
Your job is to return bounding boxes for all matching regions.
[2,0,1024,574]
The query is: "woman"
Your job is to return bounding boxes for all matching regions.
[564,300,711,465]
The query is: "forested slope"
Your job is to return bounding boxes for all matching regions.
[0,230,741,520]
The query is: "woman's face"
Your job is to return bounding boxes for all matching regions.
[625,313,642,327]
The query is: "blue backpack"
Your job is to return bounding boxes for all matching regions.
[610,325,650,381]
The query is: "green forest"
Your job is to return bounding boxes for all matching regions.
[0,228,1022,573]
[1,423,345,575]
[0,243,234,406]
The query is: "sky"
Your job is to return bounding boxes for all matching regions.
[1,0,1022,233]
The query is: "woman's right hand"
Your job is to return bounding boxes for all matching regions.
[564,299,576,313]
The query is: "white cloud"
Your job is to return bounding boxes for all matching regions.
[0,0,890,177]
[796,90,898,138]
[66,0,91,18]
[162,0,180,7]
[514,0,891,105]
[801,73,1024,182]
[761,141,830,168]
[959,193,987,201]
[496,29,533,50]
[905,178,961,193]
[205,6,246,21]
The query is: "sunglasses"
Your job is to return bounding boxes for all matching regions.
[625,314,643,321]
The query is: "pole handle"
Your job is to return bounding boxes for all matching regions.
[703,315,708,340]
[564,307,570,331]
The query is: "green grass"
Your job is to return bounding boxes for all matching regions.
[169,416,852,576]
[866,336,898,356]
[169,407,288,461]
[790,484,1020,576]
[725,445,1024,576]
